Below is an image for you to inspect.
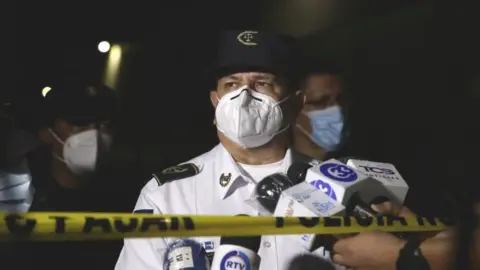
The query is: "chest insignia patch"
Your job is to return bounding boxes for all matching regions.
[219,173,232,187]
[153,163,200,186]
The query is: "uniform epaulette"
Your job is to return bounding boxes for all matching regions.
[152,163,200,186]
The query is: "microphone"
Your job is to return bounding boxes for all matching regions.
[272,180,345,252]
[254,173,297,214]
[288,254,336,270]
[211,216,262,270]
[275,159,402,254]
[345,159,409,204]
[287,162,312,185]
[299,158,401,218]
[163,239,211,270]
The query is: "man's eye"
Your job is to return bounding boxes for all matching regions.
[255,82,274,91]
[225,82,239,88]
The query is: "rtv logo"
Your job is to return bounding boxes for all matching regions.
[358,166,395,175]
[220,251,251,270]
[319,163,358,182]
[309,179,337,200]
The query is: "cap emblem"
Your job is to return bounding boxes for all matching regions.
[237,31,258,46]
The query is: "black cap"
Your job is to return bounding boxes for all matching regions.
[42,81,116,126]
[208,30,303,80]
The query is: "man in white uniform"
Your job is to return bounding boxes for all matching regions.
[115,30,341,270]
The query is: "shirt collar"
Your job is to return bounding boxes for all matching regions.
[215,144,294,200]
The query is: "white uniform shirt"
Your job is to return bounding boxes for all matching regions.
[115,144,344,270]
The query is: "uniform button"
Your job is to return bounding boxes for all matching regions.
[263,242,271,248]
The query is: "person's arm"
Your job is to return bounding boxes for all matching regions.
[115,184,167,270]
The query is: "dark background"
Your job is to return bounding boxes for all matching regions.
[13,1,480,214]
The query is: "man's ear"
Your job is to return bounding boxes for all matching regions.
[210,90,219,108]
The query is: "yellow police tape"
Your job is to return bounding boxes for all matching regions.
[0,212,450,242]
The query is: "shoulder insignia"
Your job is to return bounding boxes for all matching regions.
[152,163,200,186]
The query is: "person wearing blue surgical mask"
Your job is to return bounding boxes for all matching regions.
[0,105,40,212]
[293,65,347,161]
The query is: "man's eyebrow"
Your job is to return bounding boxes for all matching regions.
[251,74,274,80]
[223,75,242,81]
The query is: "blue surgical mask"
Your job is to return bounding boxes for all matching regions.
[296,105,344,151]
[0,160,34,212]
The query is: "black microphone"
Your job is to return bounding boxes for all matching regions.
[288,254,336,270]
[286,162,312,184]
[255,173,296,213]
[211,215,262,270]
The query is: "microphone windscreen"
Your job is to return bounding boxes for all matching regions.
[256,173,294,213]
[288,254,336,270]
[287,162,312,183]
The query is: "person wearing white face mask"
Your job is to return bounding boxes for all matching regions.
[1,82,118,270]
[116,30,345,270]
[30,81,116,211]
[293,58,349,161]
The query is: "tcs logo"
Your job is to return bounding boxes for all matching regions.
[220,251,251,270]
[358,165,395,174]
[309,179,337,200]
[319,163,358,182]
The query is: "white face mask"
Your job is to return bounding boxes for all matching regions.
[49,129,112,175]
[215,86,290,148]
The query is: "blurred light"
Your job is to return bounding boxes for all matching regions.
[98,41,111,53]
[104,44,122,89]
[41,86,52,97]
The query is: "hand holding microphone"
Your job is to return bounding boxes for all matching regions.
[291,158,408,220]
[332,230,407,270]
[278,159,412,254]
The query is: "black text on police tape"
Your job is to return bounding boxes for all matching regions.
[4,214,195,235]
[274,216,446,229]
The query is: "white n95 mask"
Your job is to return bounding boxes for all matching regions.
[49,129,112,175]
[215,86,290,148]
